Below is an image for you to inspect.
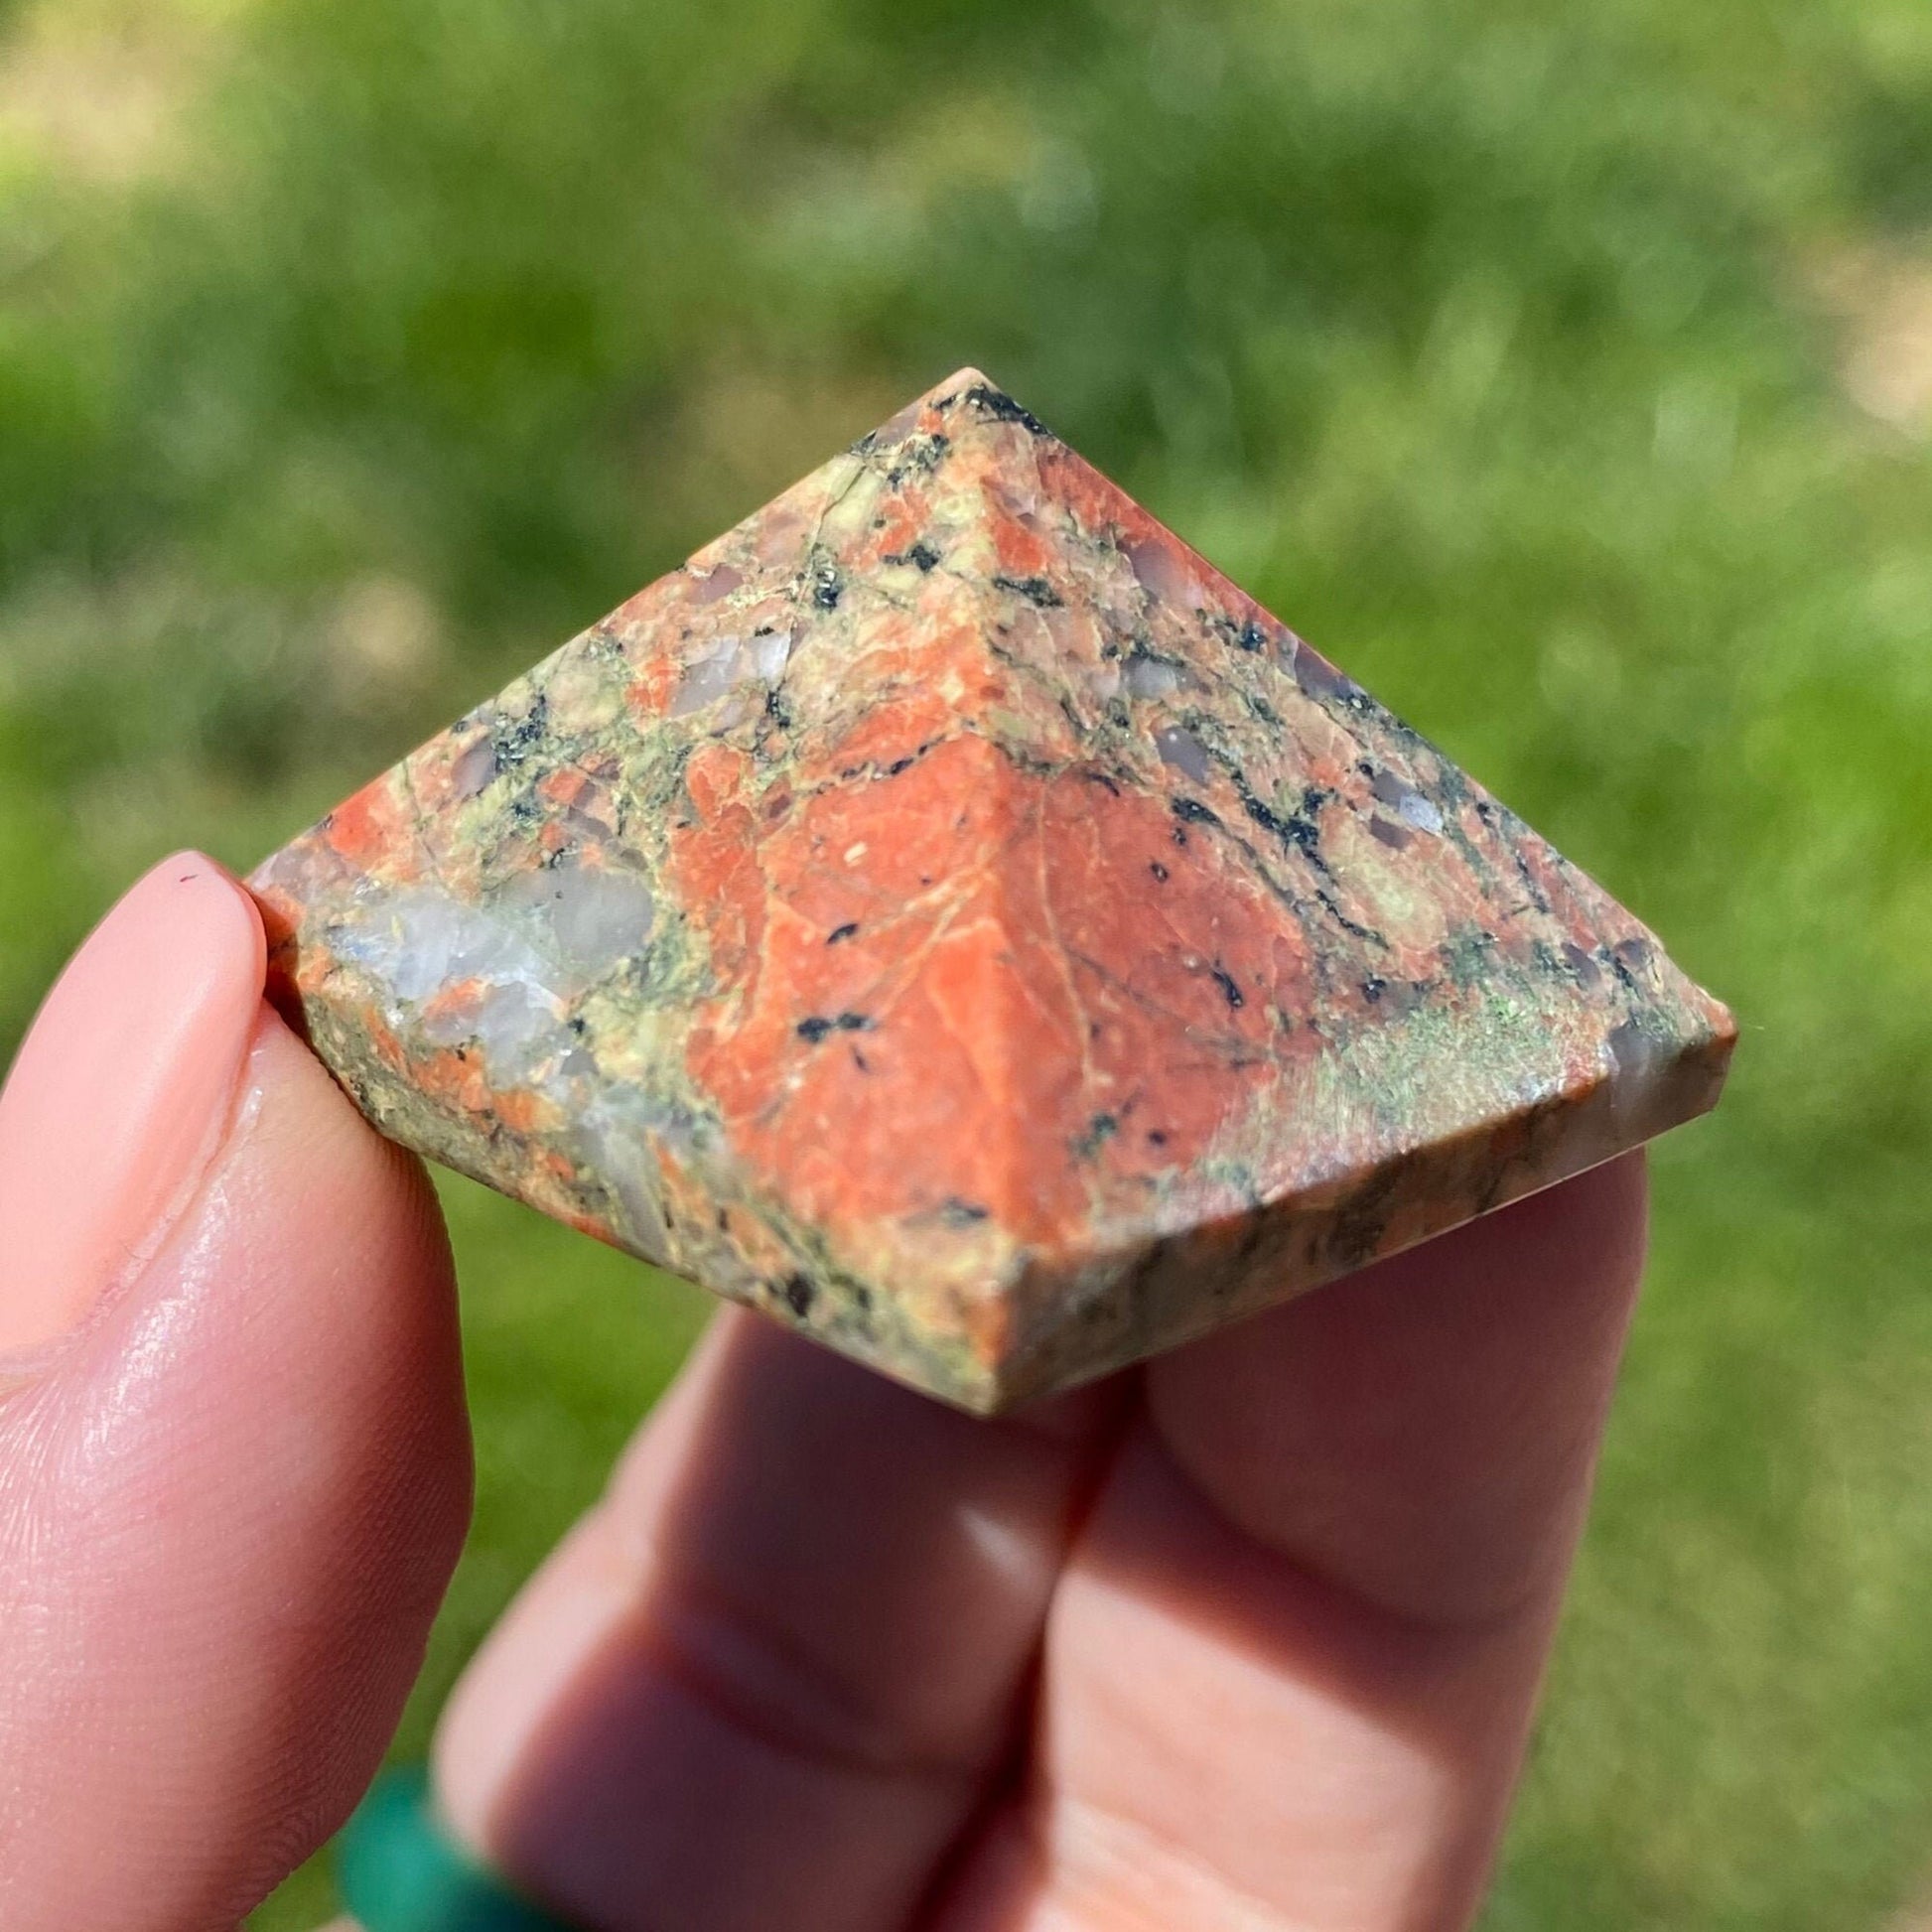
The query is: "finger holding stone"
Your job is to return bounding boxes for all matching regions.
[430,1310,1126,1932]
[936,1158,1648,1932]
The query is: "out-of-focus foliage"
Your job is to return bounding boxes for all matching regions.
[4,0,1932,1923]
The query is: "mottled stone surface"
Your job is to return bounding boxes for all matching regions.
[251,368,1734,1413]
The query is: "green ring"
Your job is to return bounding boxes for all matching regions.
[338,1766,578,1932]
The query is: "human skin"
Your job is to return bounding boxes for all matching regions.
[0,854,1648,1931]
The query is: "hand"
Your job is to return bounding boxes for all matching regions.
[0,854,1648,1932]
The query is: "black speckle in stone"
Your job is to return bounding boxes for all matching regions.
[1362,975,1388,1004]
[907,541,940,571]
[940,1197,991,1226]
[490,691,550,769]
[885,433,951,486]
[991,573,1064,608]
[792,1011,875,1040]
[781,1273,816,1317]
[1608,943,1650,993]
[1282,787,1335,859]
[1172,796,1221,828]
[1210,963,1245,1010]
[812,566,842,609]
[1150,860,1171,883]
[957,383,1051,437]
[1073,1112,1120,1160]
[1236,621,1268,653]
[1241,790,1290,840]
[827,922,860,945]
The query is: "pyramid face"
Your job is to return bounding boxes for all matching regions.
[251,369,1734,1412]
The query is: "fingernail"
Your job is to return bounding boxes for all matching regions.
[0,854,265,1358]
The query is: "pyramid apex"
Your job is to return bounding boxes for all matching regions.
[928,362,1000,396]
[904,365,1052,438]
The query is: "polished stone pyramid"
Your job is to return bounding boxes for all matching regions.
[251,369,1734,1412]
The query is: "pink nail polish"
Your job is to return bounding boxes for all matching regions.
[0,854,266,1358]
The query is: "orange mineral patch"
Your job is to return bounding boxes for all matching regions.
[323,773,417,872]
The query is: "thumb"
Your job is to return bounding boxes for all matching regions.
[0,855,472,1930]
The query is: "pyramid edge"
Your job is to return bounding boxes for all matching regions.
[970,993,1737,1413]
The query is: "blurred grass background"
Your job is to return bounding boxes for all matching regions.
[3,0,1931,1922]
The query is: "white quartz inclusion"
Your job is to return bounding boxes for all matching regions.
[1155,724,1211,783]
[500,858,655,974]
[338,888,554,1008]
[335,856,655,1083]
[1397,791,1445,834]
[1125,655,1183,700]
[670,629,793,718]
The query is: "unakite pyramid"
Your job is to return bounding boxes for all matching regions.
[251,369,1734,1412]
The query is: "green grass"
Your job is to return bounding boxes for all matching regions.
[3,0,1931,1923]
